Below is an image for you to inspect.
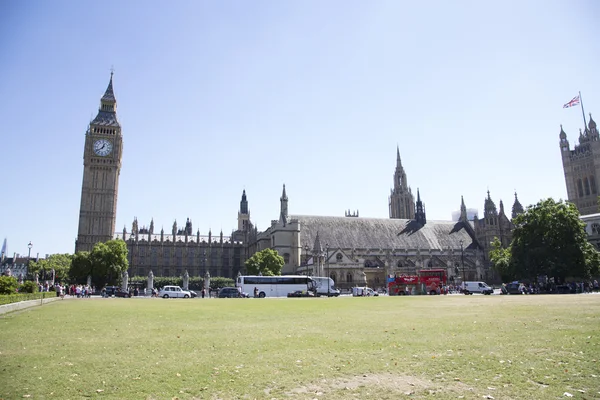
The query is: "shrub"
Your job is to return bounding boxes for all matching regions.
[0,276,18,295]
[19,281,38,293]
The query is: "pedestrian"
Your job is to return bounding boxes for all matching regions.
[201,288,205,298]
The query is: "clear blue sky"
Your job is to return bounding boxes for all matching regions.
[1,0,599,258]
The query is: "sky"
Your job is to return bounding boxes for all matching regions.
[1,0,599,258]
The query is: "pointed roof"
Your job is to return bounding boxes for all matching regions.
[511,192,524,219]
[312,231,323,254]
[91,73,120,127]
[459,196,467,221]
[590,113,597,130]
[396,145,402,168]
[484,190,497,214]
[559,124,567,140]
[281,184,288,200]
[101,72,116,102]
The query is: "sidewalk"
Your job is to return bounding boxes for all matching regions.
[0,295,68,316]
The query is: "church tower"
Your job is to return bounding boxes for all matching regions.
[389,146,415,219]
[560,114,600,215]
[75,73,123,253]
[238,189,251,232]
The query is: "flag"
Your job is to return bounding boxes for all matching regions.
[563,95,580,108]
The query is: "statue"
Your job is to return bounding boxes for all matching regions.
[148,270,154,293]
[122,270,129,292]
[5,266,11,276]
[18,273,24,284]
[183,270,189,290]
[87,275,92,287]
[361,270,367,285]
[204,270,211,293]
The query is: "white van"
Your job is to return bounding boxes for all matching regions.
[311,277,340,297]
[352,287,377,297]
[461,281,494,295]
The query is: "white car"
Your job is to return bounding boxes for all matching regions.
[158,285,192,298]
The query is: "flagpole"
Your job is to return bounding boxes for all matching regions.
[580,91,588,131]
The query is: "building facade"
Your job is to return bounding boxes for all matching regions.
[249,183,523,288]
[114,191,251,279]
[560,114,599,215]
[389,146,415,219]
[75,74,123,253]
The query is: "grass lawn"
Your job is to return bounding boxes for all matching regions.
[1,294,599,399]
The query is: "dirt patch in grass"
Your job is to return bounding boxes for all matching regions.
[284,372,470,398]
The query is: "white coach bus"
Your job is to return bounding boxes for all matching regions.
[237,275,315,298]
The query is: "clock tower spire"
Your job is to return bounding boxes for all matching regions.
[75,73,123,253]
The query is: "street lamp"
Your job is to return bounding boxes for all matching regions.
[325,243,330,297]
[303,244,310,275]
[460,239,466,286]
[27,241,33,278]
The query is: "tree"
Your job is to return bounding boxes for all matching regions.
[510,198,600,282]
[0,276,18,294]
[244,248,284,276]
[489,237,515,282]
[70,251,91,283]
[29,253,72,283]
[69,240,129,286]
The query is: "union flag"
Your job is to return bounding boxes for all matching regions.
[563,95,580,108]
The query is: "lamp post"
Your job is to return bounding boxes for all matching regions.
[129,234,134,276]
[27,241,33,279]
[303,244,310,276]
[460,239,466,287]
[325,243,330,297]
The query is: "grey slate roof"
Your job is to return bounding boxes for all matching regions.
[291,215,477,252]
[101,74,116,102]
[91,110,120,127]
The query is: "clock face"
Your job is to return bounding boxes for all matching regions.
[93,139,113,156]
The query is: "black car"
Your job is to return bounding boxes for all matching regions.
[503,282,524,295]
[103,286,131,298]
[218,287,248,298]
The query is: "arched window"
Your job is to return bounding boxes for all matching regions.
[591,176,597,194]
[577,179,584,197]
[346,273,353,283]
[397,261,403,268]
[336,253,343,262]
[585,177,591,195]
[427,261,432,268]
[283,253,290,264]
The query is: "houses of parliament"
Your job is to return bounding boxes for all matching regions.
[75,75,595,285]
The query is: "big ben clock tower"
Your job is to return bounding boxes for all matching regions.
[75,73,123,253]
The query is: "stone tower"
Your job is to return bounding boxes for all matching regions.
[389,146,415,219]
[75,73,123,253]
[238,190,251,232]
[560,114,600,215]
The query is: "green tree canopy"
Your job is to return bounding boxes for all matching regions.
[29,253,72,283]
[510,198,600,282]
[244,248,284,276]
[69,240,129,286]
[489,237,514,282]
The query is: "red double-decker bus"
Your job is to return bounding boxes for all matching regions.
[388,269,447,295]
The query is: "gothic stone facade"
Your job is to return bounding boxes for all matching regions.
[560,114,599,215]
[114,190,253,279]
[249,149,523,287]
[76,74,123,253]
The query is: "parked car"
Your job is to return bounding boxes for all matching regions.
[218,287,248,298]
[503,282,525,295]
[103,286,131,298]
[158,285,192,298]
[287,290,315,297]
